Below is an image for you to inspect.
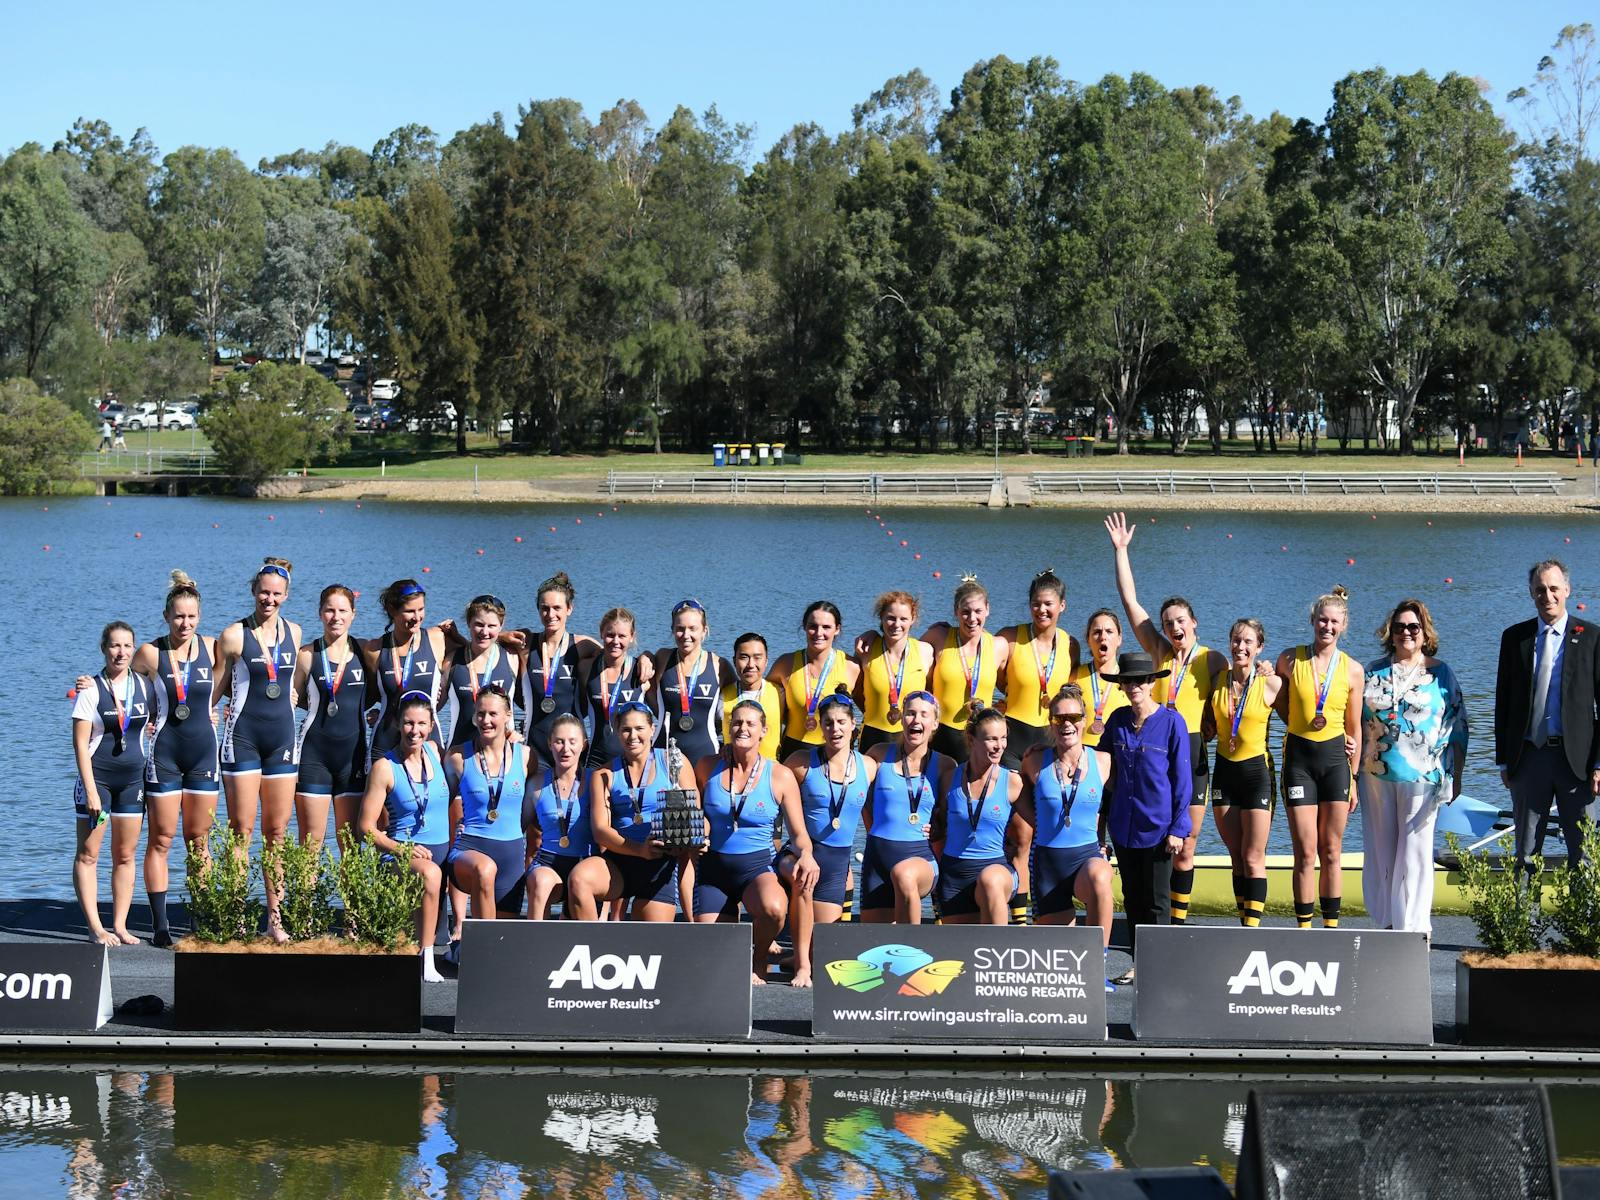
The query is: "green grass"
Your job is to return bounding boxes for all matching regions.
[305,433,1596,482]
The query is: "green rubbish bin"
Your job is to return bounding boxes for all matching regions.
[738,443,752,466]
[772,442,786,466]
[756,442,770,465]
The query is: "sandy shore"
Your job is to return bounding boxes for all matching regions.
[301,475,1598,515]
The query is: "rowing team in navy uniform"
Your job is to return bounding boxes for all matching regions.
[71,524,1480,990]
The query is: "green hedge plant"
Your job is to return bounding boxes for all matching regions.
[337,828,426,951]
[261,835,338,941]
[1447,832,1547,957]
[1546,821,1600,958]
[184,827,263,944]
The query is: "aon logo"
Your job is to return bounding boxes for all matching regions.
[548,945,662,991]
[1226,950,1339,997]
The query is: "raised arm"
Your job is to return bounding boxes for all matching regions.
[1104,512,1165,659]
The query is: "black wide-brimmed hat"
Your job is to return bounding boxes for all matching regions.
[1100,650,1171,683]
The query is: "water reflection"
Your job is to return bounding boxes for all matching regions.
[3,1064,1597,1198]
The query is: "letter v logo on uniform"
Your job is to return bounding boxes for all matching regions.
[1226,950,1339,997]
[547,945,662,991]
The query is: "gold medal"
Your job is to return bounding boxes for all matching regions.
[831,817,841,830]
[559,835,570,848]
[909,812,921,825]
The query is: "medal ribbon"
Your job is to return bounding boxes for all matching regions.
[959,635,983,712]
[1054,749,1084,826]
[321,638,348,704]
[898,749,931,824]
[677,650,704,717]
[403,752,430,837]
[726,757,764,824]
[1229,673,1254,748]
[103,671,134,741]
[602,654,634,719]
[470,646,499,704]
[962,764,995,829]
[389,634,414,695]
[884,639,908,711]
[624,755,652,824]
[167,640,192,707]
[540,632,568,703]
[550,769,579,841]
[1165,646,1193,709]
[1089,670,1108,723]
[1312,650,1341,725]
[805,650,836,721]
[478,743,509,820]
[260,618,282,688]
[1031,625,1058,700]
[823,753,854,831]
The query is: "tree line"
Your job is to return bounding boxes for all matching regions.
[2,28,1597,461]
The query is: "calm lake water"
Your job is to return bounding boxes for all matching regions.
[3,495,1593,899]
[2,1063,1596,1197]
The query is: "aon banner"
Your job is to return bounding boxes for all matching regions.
[1133,927,1430,1045]
[813,924,1106,1043]
[455,920,752,1039]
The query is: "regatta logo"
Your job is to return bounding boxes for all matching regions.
[196,668,210,681]
[825,943,964,998]
[548,944,662,991]
[1226,950,1339,997]
[0,972,72,1001]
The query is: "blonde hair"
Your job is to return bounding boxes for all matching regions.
[1310,585,1349,622]
[164,569,201,616]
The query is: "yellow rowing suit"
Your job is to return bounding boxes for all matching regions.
[1210,671,1272,762]
[721,679,783,759]
[781,650,850,745]
[1156,643,1214,735]
[931,629,999,729]
[1069,662,1128,748]
[1003,623,1074,727]
[861,636,930,733]
[1286,646,1349,740]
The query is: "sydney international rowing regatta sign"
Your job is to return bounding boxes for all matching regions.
[0,944,113,1031]
[1133,927,1431,1044]
[813,925,1106,1042]
[454,920,752,1039]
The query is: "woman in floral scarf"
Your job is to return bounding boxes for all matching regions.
[1359,599,1468,933]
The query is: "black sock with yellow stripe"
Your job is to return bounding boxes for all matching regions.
[1320,896,1341,928]
[1294,900,1315,929]
[1169,868,1194,924]
[1231,874,1247,925]
[840,892,855,923]
[1010,892,1032,926]
[1242,878,1267,927]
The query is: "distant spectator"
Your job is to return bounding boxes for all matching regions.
[112,421,127,451]
[1590,430,1599,468]
[97,419,112,452]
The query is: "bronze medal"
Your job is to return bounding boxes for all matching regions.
[805,715,819,732]
[886,705,902,724]
[1310,714,1327,731]
[1090,718,1104,735]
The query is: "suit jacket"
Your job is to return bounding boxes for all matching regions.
[1495,614,1600,778]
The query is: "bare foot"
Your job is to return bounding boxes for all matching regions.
[751,972,767,987]
[791,968,813,989]
[113,928,140,946]
[90,928,119,948]
[266,917,290,945]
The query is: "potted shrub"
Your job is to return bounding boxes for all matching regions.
[175,828,426,1033]
[1452,825,1600,1046]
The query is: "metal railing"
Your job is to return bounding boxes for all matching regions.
[601,471,1000,498]
[77,450,216,478]
[1027,470,1566,497]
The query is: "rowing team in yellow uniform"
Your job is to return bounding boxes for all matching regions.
[70,512,1378,986]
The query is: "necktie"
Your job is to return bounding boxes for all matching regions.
[1530,625,1557,747]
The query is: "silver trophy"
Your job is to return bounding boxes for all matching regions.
[653,735,707,850]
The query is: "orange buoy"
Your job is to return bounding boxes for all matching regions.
[515,536,523,543]
[42,545,49,551]
[422,567,431,573]
[1579,603,1588,611]
[476,549,485,556]
[1445,577,1453,584]
[576,518,582,524]
[1346,558,1355,565]
[899,540,908,547]
[914,553,922,560]
[66,688,76,700]
[134,532,142,539]
[932,571,942,579]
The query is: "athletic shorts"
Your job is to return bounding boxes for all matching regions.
[693,848,775,918]
[1185,732,1211,807]
[221,707,298,777]
[604,848,679,907]
[859,836,937,911]
[1282,735,1351,807]
[530,847,583,885]
[936,854,1016,917]
[75,775,145,820]
[930,724,969,761]
[148,731,220,796]
[296,732,367,798]
[1213,754,1272,811]
[776,842,853,908]
[445,834,528,913]
[1000,717,1051,770]
[1031,843,1103,917]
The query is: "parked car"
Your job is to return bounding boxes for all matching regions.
[337,352,358,367]
[125,402,195,431]
[100,401,127,423]
[351,403,376,430]
[304,349,326,365]
[370,378,401,401]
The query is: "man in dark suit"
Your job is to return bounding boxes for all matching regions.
[1496,559,1600,874]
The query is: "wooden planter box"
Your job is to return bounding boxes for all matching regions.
[1456,955,1600,1046]
[174,940,421,1033]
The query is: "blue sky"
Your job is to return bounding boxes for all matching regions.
[3,1,1582,163]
